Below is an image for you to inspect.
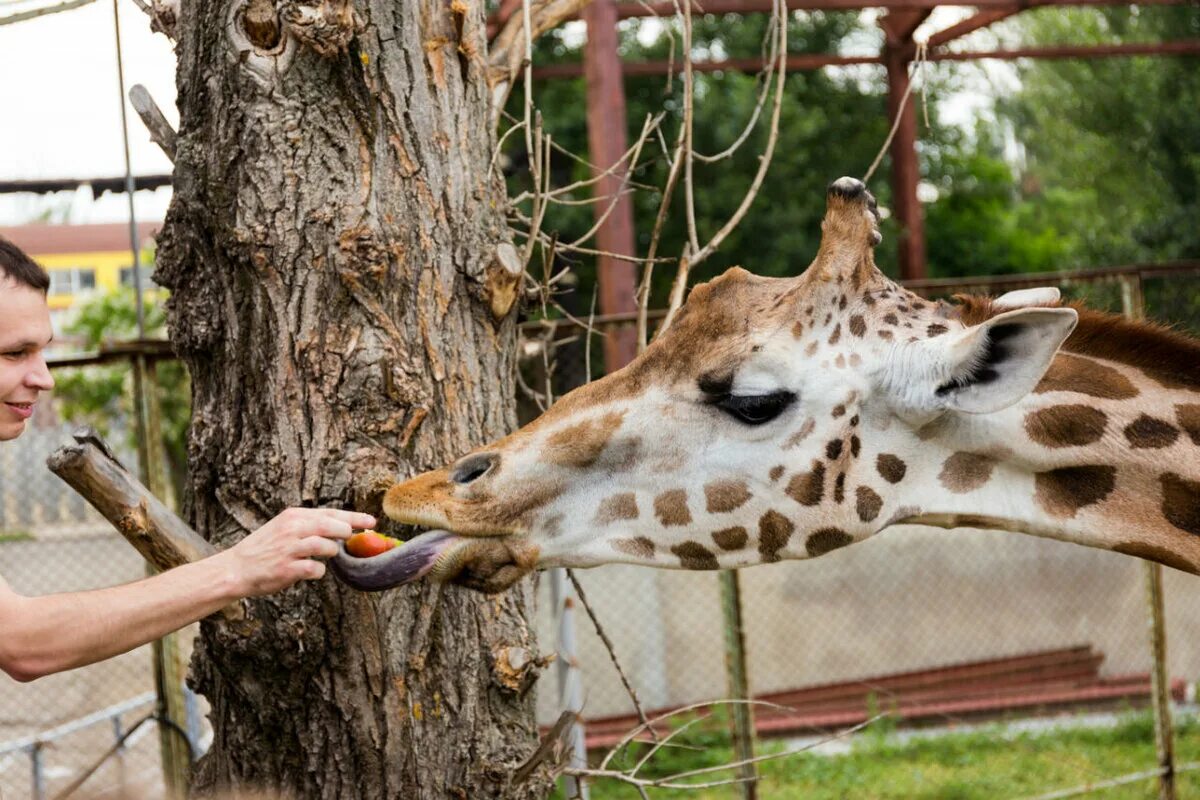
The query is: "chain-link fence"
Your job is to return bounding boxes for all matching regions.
[0,357,201,800]
[3,262,1200,799]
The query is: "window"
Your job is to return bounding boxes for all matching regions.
[119,265,156,289]
[47,267,97,296]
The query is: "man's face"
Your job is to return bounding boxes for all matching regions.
[0,278,54,441]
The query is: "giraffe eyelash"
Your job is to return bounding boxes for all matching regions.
[709,391,797,425]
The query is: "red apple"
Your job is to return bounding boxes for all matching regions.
[346,531,397,558]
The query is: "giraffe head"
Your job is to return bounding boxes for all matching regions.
[333,177,1079,592]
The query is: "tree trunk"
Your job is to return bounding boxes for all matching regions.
[154,2,548,797]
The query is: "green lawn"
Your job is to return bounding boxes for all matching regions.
[566,710,1200,799]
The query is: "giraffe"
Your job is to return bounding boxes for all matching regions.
[332,177,1200,593]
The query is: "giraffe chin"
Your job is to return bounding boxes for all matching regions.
[330,529,469,592]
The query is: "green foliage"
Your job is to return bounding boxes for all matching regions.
[53,289,190,503]
[1001,5,1200,266]
[0,530,33,543]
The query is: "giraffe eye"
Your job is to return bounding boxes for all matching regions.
[714,391,796,425]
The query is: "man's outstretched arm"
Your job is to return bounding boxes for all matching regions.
[0,507,374,682]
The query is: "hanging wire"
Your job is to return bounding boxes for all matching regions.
[112,0,146,339]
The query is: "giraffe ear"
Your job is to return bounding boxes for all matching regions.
[932,307,1078,414]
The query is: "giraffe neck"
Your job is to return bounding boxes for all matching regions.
[889,352,1200,574]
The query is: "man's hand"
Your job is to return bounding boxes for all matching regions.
[220,508,377,597]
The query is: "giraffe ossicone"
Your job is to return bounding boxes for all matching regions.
[333,177,1200,593]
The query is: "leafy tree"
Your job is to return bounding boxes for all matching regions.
[1001,5,1200,265]
[53,289,190,504]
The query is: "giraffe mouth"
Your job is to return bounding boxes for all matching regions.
[331,528,534,593]
[330,529,469,591]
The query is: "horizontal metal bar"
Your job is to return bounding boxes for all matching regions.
[0,174,172,196]
[0,692,156,756]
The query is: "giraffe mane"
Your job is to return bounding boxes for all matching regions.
[951,293,1200,390]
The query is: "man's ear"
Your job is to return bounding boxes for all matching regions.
[929,307,1078,414]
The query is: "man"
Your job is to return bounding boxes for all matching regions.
[0,235,374,682]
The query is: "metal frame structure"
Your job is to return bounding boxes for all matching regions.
[493,0,1200,332]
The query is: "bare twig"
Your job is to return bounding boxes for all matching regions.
[513,711,580,784]
[656,250,692,336]
[567,570,660,744]
[863,40,928,185]
[568,114,656,248]
[580,708,888,791]
[1018,762,1200,800]
[0,0,93,26]
[686,0,789,268]
[488,0,594,127]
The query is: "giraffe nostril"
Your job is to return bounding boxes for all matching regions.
[450,452,500,485]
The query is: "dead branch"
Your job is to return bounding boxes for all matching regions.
[0,0,95,26]
[579,706,888,791]
[685,0,788,269]
[488,0,594,128]
[47,426,246,622]
[128,0,177,39]
[567,569,659,743]
[129,84,177,162]
[513,710,580,784]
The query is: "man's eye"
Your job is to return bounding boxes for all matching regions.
[714,391,796,425]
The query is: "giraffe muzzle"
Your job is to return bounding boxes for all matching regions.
[330,529,469,591]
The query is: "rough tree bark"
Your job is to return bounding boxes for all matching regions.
[153,1,548,797]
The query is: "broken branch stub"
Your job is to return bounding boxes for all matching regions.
[47,427,246,622]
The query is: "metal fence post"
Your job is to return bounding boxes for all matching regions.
[550,568,590,800]
[132,355,192,798]
[720,569,757,800]
[1120,273,1176,800]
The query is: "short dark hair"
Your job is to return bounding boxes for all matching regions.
[0,235,50,293]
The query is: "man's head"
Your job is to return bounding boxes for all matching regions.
[0,236,54,441]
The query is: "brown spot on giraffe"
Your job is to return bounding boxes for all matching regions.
[850,353,862,367]
[712,527,749,551]
[1177,404,1200,445]
[595,493,639,524]
[878,329,894,341]
[835,354,846,369]
[1034,465,1117,518]
[1161,473,1200,536]
[784,418,816,449]
[926,323,948,337]
[1124,415,1180,449]
[542,513,565,538]
[758,510,794,563]
[832,404,846,418]
[672,541,719,570]
[612,537,655,559]
[705,480,753,513]
[849,315,867,337]
[1113,541,1198,574]
[805,340,819,357]
[1035,354,1139,400]
[877,454,907,483]
[850,435,861,458]
[1024,405,1108,448]
[826,440,844,460]
[786,461,825,506]
[654,490,692,526]
[856,486,883,522]
[769,465,785,482]
[791,320,804,338]
[544,411,625,468]
[838,294,848,310]
[828,324,842,345]
[834,472,846,504]
[939,452,996,493]
[806,528,853,557]
[883,313,899,326]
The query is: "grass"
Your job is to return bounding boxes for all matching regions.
[0,530,32,543]
[565,709,1200,799]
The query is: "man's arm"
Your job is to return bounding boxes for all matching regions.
[0,508,374,682]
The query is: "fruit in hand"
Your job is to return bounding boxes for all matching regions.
[346,531,401,558]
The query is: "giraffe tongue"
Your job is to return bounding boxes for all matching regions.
[331,530,467,591]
